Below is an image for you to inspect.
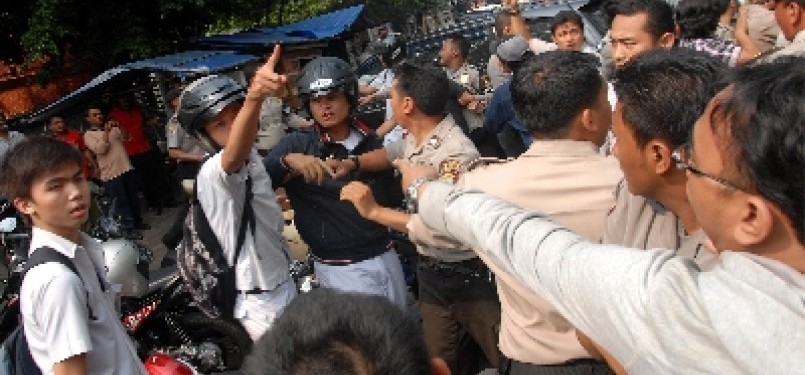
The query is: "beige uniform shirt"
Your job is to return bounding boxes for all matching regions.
[763,30,805,61]
[84,128,133,181]
[386,114,479,262]
[746,4,781,53]
[408,140,623,364]
[602,179,717,269]
[445,64,484,131]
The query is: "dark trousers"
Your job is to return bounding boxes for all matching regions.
[417,257,501,375]
[104,170,143,229]
[129,148,172,208]
[498,352,616,375]
[497,126,527,158]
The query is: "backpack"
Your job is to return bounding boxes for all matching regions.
[0,247,99,375]
[176,173,255,319]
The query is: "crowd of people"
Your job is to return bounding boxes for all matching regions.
[0,0,803,373]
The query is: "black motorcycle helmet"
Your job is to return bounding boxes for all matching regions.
[177,75,245,154]
[295,56,358,112]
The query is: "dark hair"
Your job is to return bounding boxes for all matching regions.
[778,0,805,5]
[606,0,675,39]
[710,56,805,243]
[511,51,603,137]
[675,0,723,39]
[86,102,105,115]
[244,289,432,375]
[494,11,513,35]
[614,48,727,147]
[0,136,84,201]
[445,33,470,61]
[551,10,584,34]
[393,62,450,116]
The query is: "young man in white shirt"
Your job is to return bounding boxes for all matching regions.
[0,136,147,375]
[176,45,296,341]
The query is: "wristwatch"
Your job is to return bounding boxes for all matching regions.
[405,176,433,214]
[347,154,361,171]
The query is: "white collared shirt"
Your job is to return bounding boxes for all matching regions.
[20,228,146,374]
[195,149,291,292]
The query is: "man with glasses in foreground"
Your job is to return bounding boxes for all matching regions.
[398,56,805,373]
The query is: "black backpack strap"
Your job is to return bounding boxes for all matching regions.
[23,246,96,320]
[192,170,254,268]
[233,174,255,266]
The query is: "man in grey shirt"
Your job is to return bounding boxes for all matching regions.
[0,113,24,164]
[400,57,805,374]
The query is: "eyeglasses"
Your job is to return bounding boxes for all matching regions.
[671,143,747,192]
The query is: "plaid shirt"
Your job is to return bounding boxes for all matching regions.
[679,38,741,67]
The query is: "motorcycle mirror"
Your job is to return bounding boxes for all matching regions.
[0,217,17,233]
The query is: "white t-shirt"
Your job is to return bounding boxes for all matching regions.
[369,68,395,92]
[195,149,291,292]
[21,228,146,375]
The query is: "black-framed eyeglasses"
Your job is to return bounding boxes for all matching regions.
[671,143,747,192]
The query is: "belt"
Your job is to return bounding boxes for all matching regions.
[237,288,268,295]
[498,351,615,375]
[310,253,355,266]
[419,256,493,282]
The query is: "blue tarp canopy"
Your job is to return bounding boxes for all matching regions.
[197,5,366,47]
[19,50,258,127]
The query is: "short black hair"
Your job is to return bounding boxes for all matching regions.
[614,48,726,148]
[244,289,432,375]
[511,51,603,137]
[675,0,723,39]
[551,10,584,35]
[709,56,805,243]
[444,33,470,61]
[606,0,675,39]
[393,62,450,116]
[0,136,84,201]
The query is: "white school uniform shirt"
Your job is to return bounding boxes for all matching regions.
[195,149,291,292]
[20,227,146,375]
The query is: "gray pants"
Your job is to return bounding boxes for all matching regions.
[314,249,407,309]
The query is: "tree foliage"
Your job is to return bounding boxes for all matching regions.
[2,0,444,81]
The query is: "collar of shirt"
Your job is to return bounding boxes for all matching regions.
[520,139,601,158]
[316,118,372,143]
[444,64,468,78]
[29,227,89,258]
[792,30,805,45]
[405,114,459,156]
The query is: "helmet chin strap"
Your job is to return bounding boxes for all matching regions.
[191,130,222,156]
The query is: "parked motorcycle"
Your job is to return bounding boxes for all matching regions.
[0,196,251,373]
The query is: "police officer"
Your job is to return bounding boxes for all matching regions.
[338,62,499,375]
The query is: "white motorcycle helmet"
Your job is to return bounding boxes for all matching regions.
[102,239,148,298]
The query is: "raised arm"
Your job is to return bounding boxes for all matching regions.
[221,45,287,174]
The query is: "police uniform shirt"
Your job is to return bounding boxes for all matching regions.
[407,140,624,364]
[602,179,717,270]
[746,4,781,53]
[761,30,805,62]
[444,64,483,131]
[166,115,204,155]
[385,114,479,262]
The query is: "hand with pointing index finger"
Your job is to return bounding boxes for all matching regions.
[246,44,289,101]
